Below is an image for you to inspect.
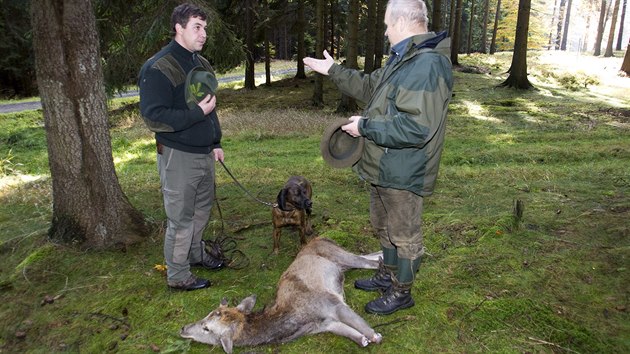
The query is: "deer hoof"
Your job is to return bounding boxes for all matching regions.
[371,333,383,344]
[360,336,370,347]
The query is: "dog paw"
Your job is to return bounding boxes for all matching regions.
[370,333,382,344]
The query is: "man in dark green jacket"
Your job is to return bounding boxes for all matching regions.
[304,0,453,314]
[139,3,224,292]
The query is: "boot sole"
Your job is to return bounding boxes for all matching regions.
[354,283,390,292]
[365,298,415,315]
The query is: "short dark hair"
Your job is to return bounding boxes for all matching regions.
[171,3,207,33]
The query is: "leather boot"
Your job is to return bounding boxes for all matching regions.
[364,276,414,315]
[355,247,397,291]
[354,259,396,291]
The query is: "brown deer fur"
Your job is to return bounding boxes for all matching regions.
[180,237,383,353]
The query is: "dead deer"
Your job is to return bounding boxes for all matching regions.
[180,237,383,353]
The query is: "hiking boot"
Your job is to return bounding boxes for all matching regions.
[354,260,395,291]
[168,275,211,291]
[364,278,414,315]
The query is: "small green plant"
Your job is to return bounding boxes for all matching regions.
[557,72,600,90]
[0,149,15,176]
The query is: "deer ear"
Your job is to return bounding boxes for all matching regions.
[220,297,228,308]
[236,295,257,314]
[220,336,234,354]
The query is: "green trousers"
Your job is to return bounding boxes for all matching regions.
[158,145,216,284]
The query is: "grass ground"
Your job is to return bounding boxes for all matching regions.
[0,51,629,353]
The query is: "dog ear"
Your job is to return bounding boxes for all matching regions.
[277,188,287,211]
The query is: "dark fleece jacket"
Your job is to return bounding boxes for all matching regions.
[138,40,222,154]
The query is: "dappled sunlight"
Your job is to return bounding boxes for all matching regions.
[0,174,46,196]
[536,51,630,107]
[462,99,503,123]
[486,133,516,145]
[113,138,154,166]
[519,102,543,124]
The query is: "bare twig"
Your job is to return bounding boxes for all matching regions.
[2,227,48,247]
[526,336,581,354]
[457,298,488,341]
[373,315,416,329]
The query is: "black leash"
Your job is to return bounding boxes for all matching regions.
[202,159,279,270]
[203,186,250,270]
[218,160,277,208]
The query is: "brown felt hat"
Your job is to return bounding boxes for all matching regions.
[320,118,365,168]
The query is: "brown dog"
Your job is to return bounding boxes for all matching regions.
[272,176,313,254]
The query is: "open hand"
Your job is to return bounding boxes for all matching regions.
[303,50,334,76]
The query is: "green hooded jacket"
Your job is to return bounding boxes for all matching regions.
[328,31,453,196]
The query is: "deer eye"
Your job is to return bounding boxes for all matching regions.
[202,326,210,332]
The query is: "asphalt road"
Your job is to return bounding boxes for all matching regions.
[0,68,299,114]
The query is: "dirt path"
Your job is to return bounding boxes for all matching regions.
[0,69,300,114]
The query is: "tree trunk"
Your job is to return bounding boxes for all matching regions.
[263,0,272,85]
[31,0,147,250]
[443,0,449,27]
[560,0,573,50]
[621,42,630,74]
[451,0,463,64]
[374,0,387,69]
[330,0,336,58]
[500,0,533,89]
[337,0,359,113]
[312,0,325,106]
[593,0,607,56]
[467,0,476,54]
[581,1,595,52]
[490,0,501,54]
[480,0,490,53]
[616,0,627,50]
[364,0,377,73]
[432,0,443,31]
[331,0,338,59]
[548,0,559,49]
[245,0,257,90]
[449,0,456,38]
[604,0,621,56]
[295,0,307,79]
[555,0,566,50]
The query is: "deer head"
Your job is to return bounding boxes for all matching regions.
[180,295,257,354]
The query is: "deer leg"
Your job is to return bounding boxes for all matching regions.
[319,320,371,347]
[335,304,382,344]
[305,216,313,236]
[297,216,307,246]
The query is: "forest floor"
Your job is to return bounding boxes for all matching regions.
[0,50,629,353]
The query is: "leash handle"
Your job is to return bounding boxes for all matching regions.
[218,160,277,208]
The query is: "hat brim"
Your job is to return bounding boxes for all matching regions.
[320,118,364,168]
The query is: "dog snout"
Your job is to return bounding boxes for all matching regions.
[304,199,313,215]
